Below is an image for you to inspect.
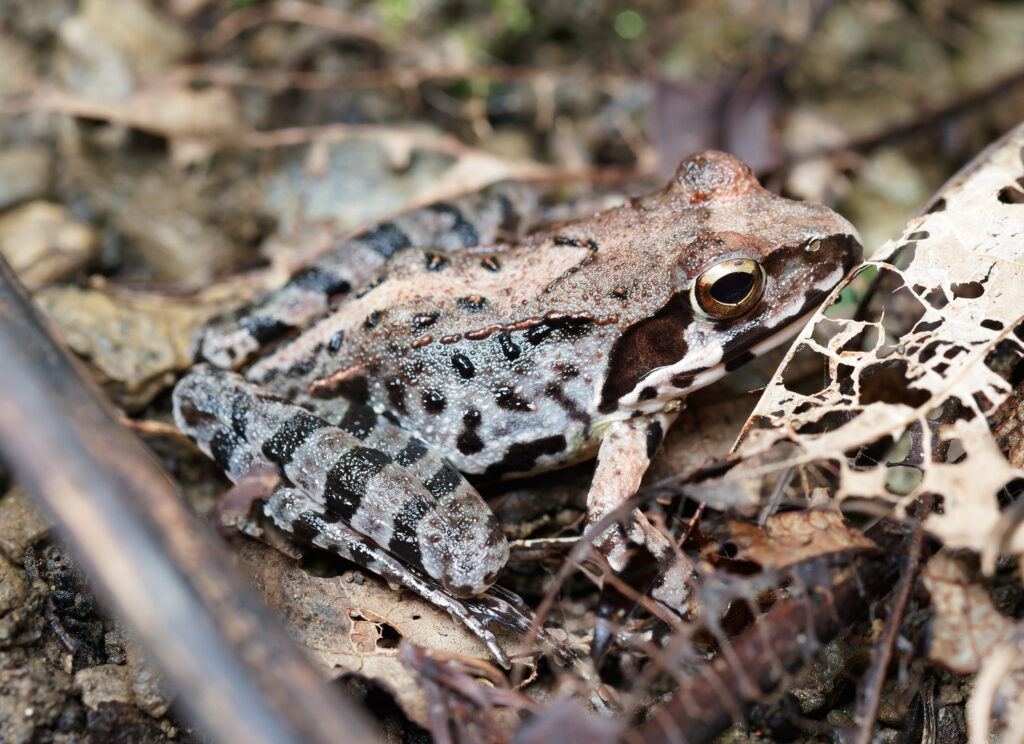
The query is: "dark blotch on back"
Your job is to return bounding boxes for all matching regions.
[599,292,691,413]
[483,435,566,477]
[413,312,440,330]
[457,296,488,312]
[496,386,532,411]
[451,353,476,379]
[524,325,553,344]
[526,316,592,345]
[457,409,484,455]
[495,331,521,360]
[422,390,447,413]
[457,429,484,456]
[328,330,345,353]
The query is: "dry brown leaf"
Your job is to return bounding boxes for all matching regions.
[235,540,551,728]
[34,287,216,410]
[923,554,1014,675]
[727,509,876,568]
[0,201,98,290]
[922,554,1024,743]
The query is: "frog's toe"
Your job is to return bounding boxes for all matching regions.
[463,589,579,667]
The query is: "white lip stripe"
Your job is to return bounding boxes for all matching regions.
[597,307,820,424]
[747,307,817,358]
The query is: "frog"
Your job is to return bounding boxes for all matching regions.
[173,151,861,665]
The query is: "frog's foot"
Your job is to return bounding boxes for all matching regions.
[461,588,579,667]
[265,486,573,668]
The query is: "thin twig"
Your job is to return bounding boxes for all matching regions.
[852,515,928,744]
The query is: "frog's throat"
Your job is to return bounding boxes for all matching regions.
[593,307,816,428]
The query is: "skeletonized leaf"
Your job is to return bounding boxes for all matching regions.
[697,123,1024,562]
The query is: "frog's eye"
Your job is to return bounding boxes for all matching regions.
[691,258,766,319]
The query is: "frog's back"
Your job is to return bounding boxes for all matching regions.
[248,236,631,476]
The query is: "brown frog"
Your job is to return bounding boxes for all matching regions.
[174,152,861,663]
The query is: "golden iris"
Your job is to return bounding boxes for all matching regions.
[691,258,766,319]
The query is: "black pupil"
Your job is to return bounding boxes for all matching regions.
[710,271,755,304]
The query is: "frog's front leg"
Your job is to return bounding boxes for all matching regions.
[587,413,693,614]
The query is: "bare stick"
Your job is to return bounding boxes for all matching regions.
[0,257,378,744]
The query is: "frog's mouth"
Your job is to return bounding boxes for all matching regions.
[673,306,815,389]
[597,304,820,427]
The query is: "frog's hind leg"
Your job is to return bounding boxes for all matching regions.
[174,368,572,665]
[588,413,694,616]
[174,366,507,595]
[298,396,486,529]
[265,486,572,668]
[197,181,541,368]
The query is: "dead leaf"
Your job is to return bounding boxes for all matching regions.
[923,554,1024,743]
[728,510,876,568]
[34,286,216,410]
[0,201,97,289]
[235,540,551,728]
[695,123,1024,562]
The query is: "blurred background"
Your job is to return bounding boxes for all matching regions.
[2,0,1024,293]
[2,1,1024,741]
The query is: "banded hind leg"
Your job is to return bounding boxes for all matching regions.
[265,486,572,667]
[173,367,570,664]
[198,181,542,368]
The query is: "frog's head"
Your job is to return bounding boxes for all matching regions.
[597,151,862,417]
